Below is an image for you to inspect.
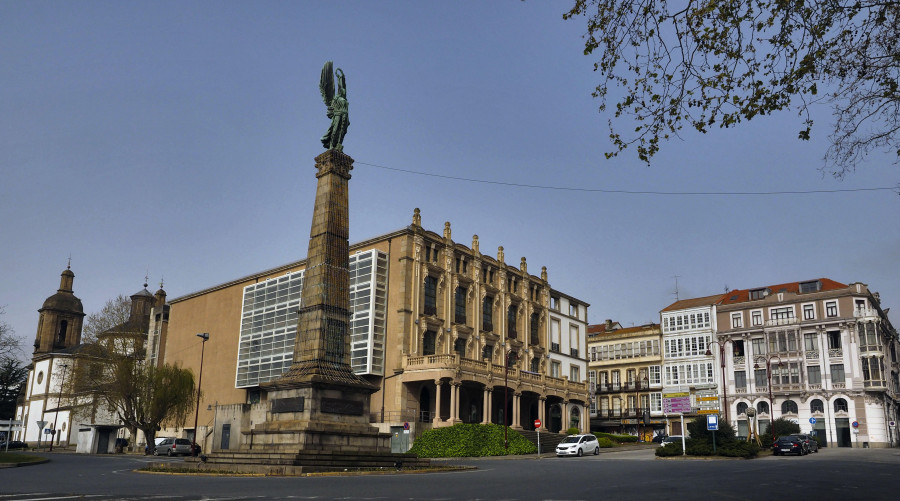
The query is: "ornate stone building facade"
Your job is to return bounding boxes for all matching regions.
[160,211,590,452]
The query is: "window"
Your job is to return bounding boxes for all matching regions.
[551,361,561,378]
[803,304,815,320]
[569,303,578,318]
[810,399,825,413]
[807,365,821,384]
[825,301,838,317]
[507,305,517,338]
[36,371,44,385]
[861,357,882,382]
[781,400,798,414]
[649,365,661,386]
[799,280,820,293]
[626,368,636,383]
[569,325,579,357]
[827,331,842,350]
[751,337,766,356]
[804,333,818,352]
[482,343,493,360]
[551,319,560,352]
[454,337,466,357]
[830,364,845,383]
[750,288,767,300]
[731,313,743,328]
[855,299,866,312]
[424,276,437,316]
[737,402,749,415]
[531,357,540,373]
[570,366,580,382]
[734,370,747,389]
[530,313,540,345]
[757,401,770,415]
[754,369,768,388]
[454,286,467,324]
[771,307,794,321]
[751,311,762,326]
[551,296,560,310]
[423,330,436,356]
[834,398,848,413]
[860,322,879,348]
[482,296,493,331]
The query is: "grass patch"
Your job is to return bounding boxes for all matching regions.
[0,452,45,465]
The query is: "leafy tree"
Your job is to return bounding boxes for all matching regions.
[564,0,900,176]
[686,415,738,445]
[0,358,27,419]
[761,416,800,442]
[69,296,196,448]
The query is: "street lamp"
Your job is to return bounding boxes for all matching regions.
[192,332,209,457]
[49,362,68,452]
[705,339,734,423]
[753,354,783,446]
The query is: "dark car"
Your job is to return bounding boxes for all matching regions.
[773,435,808,456]
[795,433,819,453]
[0,440,27,450]
[651,434,668,444]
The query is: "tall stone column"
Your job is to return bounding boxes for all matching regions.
[449,382,460,423]
[512,392,522,429]
[433,380,443,425]
[482,387,491,424]
[561,400,569,433]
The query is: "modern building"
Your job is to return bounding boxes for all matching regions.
[587,320,663,438]
[158,211,591,452]
[659,294,724,435]
[716,279,900,447]
[547,291,590,430]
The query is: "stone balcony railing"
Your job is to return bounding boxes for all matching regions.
[765,317,799,327]
[853,308,878,318]
[403,354,587,394]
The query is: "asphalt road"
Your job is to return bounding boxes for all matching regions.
[1,447,898,500]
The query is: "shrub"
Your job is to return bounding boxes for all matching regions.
[408,423,537,458]
[686,416,738,445]
[566,427,581,435]
[594,432,638,443]
[654,443,682,457]
[685,439,713,456]
[717,441,760,458]
[596,437,615,448]
[761,417,800,441]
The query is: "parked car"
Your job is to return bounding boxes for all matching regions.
[153,437,194,456]
[556,434,600,457]
[773,435,808,456]
[660,435,684,447]
[0,440,27,450]
[795,433,819,453]
[651,434,668,444]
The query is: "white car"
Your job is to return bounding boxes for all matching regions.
[556,434,600,457]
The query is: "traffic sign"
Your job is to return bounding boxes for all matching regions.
[697,409,720,415]
[698,396,719,402]
[707,415,719,431]
[662,394,691,414]
[403,422,410,430]
[852,420,859,428]
[809,417,817,424]
[534,419,542,429]
[890,421,896,427]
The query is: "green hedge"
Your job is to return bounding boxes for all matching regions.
[409,423,537,457]
[596,437,616,448]
[593,432,638,443]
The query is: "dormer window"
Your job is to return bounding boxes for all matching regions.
[799,280,820,293]
[749,288,767,300]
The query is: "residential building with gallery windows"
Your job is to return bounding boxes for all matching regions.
[587,320,663,439]
[155,210,590,453]
[659,295,724,436]
[716,279,899,447]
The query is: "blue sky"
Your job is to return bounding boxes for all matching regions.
[2,1,898,352]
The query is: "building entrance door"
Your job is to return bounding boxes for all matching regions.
[221,424,231,450]
[390,426,406,453]
[97,430,110,453]
[812,421,827,447]
[835,418,851,447]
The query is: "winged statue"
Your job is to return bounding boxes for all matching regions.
[319,61,349,151]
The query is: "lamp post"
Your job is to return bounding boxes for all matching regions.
[49,362,68,452]
[705,339,733,423]
[753,354,783,446]
[192,332,209,457]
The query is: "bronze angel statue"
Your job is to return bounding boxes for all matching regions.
[319,61,349,151]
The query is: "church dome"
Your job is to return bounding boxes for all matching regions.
[41,268,83,314]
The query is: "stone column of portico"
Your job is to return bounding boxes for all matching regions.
[482,387,492,424]
[449,383,460,424]
[512,393,523,429]
[433,380,443,425]
[561,400,569,432]
[538,397,546,425]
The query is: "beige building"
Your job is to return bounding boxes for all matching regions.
[159,211,590,452]
[587,321,663,439]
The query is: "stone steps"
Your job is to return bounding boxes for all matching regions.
[516,429,568,453]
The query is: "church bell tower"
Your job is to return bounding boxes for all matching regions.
[34,265,85,353]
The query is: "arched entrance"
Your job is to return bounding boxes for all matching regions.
[419,386,431,422]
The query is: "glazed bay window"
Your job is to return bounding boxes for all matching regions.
[861,357,883,383]
[648,365,661,386]
[454,286,466,324]
[650,393,662,413]
[424,276,437,316]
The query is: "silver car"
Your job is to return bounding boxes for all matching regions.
[153,437,193,456]
[556,434,600,457]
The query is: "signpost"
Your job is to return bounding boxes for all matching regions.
[36,420,47,450]
[662,392,691,414]
[534,419,542,456]
[707,415,719,453]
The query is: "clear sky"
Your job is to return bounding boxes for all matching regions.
[2,1,898,353]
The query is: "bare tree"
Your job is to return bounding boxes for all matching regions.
[0,306,22,361]
[564,0,900,177]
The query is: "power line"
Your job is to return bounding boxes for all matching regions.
[356,161,898,196]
